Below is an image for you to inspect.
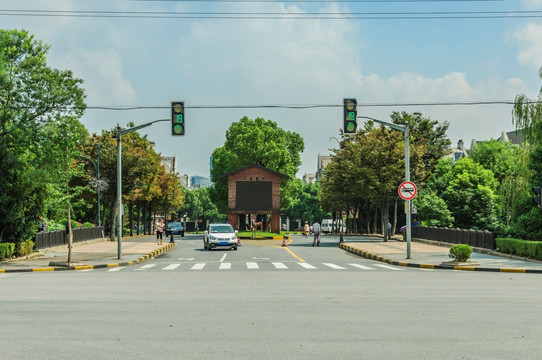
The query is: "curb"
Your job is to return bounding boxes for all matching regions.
[339,243,542,274]
[0,243,175,274]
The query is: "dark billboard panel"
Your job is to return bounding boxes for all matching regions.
[235,181,272,209]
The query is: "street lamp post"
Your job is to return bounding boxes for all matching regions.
[115,119,170,259]
[358,116,412,259]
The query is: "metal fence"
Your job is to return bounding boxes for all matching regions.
[34,226,105,250]
[412,226,497,250]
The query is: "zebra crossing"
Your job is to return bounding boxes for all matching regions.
[102,261,421,272]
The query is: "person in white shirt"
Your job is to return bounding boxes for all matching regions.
[312,219,321,247]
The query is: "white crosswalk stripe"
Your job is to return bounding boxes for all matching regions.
[108,267,125,272]
[191,263,206,270]
[162,264,181,271]
[322,263,346,270]
[349,264,375,270]
[135,264,156,271]
[272,262,288,269]
[298,262,317,269]
[246,262,259,269]
[374,264,404,271]
[219,262,231,270]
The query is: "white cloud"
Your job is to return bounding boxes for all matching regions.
[53,48,136,105]
[512,23,542,68]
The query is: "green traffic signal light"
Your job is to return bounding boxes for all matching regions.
[171,101,184,136]
[343,98,357,134]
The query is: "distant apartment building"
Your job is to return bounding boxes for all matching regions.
[191,175,211,189]
[316,154,332,182]
[162,156,177,174]
[303,173,316,185]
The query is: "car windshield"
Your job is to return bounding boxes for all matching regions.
[168,222,182,228]
[210,225,234,233]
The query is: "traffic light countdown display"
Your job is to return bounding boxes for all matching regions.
[343,98,357,134]
[171,101,184,136]
[533,186,542,208]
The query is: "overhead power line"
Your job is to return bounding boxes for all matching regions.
[1,8,541,20]
[71,100,542,111]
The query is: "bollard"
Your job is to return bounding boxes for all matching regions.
[237,237,241,247]
[282,235,287,247]
[169,233,174,243]
[339,233,344,246]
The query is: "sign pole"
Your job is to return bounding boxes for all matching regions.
[404,124,411,259]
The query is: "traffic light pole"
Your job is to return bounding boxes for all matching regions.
[358,116,411,259]
[115,119,169,259]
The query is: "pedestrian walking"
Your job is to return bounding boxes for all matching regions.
[312,219,321,247]
[156,219,164,245]
[387,222,392,240]
[303,221,310,238]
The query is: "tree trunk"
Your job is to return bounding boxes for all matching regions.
[373,207,378,235]
[129,202,134,237]
[67,201,73,264]
[392,199,398,238]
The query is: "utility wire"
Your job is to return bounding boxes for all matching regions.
[1,8,540,20]
[5,100,536,112]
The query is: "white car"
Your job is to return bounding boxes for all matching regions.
[203,223,238,251]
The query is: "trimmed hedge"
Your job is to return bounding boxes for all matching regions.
[15,240,34,257]
[0,243,15,260]
[496,238,542,261]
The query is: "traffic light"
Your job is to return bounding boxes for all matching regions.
[171,101,184,136]
[343,98,357,134]
[533,186,541,208]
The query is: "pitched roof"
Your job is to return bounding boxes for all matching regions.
[218,164,290,180]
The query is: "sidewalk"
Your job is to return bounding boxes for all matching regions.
[340,237,542,274]
[0,236,174,273]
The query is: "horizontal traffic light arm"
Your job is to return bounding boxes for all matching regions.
[118,119,169,136]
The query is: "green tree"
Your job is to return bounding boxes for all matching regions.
[428,158,499,230]
[0,29,86,243]
[414,190,454,227]
[391,111,450,185]
[286,181,329,224]
[210,117,304,212]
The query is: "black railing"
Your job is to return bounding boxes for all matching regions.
[411,226,497,250]
[34,227,105,250]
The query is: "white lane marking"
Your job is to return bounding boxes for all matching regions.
[135,264,156,271]
[220,253,228,262]
[298,263,317,269]
[246,262,259,269]
[78,269,94,272]
[191,263,206,270]
[349,264,375,270]
[272,262,288,269]
[219,262,231,270]
[322,263,346,270]
[178,258,195,261]
[374,264,404,271]
[108,267,125,272]
[163,264,181,271]
[252,257,269,260]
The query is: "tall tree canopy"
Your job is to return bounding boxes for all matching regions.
[0,29,86,242]
[210,117,304,212]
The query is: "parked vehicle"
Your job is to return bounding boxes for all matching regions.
[321,219,345,233]
[203,223,238,251]
[165,222,185,237]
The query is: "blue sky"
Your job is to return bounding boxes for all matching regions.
[2,0,542,178]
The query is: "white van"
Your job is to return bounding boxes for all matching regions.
[321,219,345,233]
[321,219,333,233]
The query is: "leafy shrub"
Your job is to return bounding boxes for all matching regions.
[496,238,542,261]
[82,222,94,228]
[15,240,35,257]
[449,244,473,262]
[510,208,542,242]
[0,243,15,260]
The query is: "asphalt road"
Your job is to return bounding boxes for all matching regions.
[1,234,542,359]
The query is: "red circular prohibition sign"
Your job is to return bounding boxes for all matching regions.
[398,181,417,200]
